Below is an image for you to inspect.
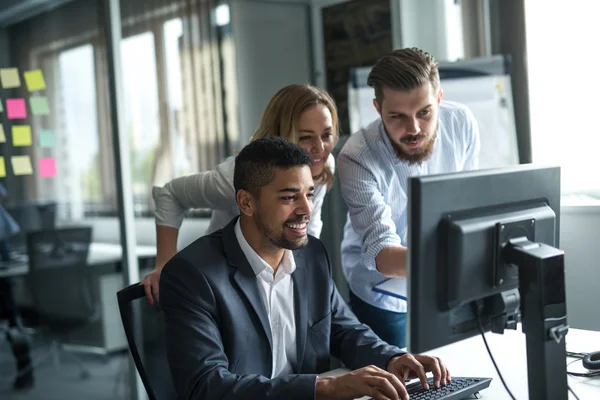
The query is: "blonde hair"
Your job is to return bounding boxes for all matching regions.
[250,84,339,188]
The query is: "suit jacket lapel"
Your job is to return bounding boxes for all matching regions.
[292,249,308,373]
[222,220,273,351]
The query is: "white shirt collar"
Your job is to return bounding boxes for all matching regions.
[234,218,296,277]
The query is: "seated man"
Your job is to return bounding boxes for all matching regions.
[160,137,450,400]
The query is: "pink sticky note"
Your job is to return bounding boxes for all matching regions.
[38,158,56,178]
[6,98,27,119]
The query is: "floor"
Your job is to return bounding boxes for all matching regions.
[0,332,131,400]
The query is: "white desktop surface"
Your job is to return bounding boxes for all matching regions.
[323,328,600,399]
[0,242,156,278]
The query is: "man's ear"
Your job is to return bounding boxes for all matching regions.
[236,189,255,217]
[437,88,443,104]
[373,98,382,116]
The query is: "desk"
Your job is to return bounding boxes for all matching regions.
[0,242,157,278]
[0,243,156,353]
[323,328,600,399]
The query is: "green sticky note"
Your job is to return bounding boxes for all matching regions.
[29,96,50,116]
[39,129,55,148]
[0,157,5,178]
[12,125,32,146]
[0,126,5,143]
[0,68,20,89]
[0,99,3,113]
[24,69,46,92]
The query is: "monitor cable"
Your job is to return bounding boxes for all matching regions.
[476,315,517,400]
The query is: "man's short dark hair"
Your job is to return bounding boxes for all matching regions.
[367,47,440,105]
[234,137,312,197]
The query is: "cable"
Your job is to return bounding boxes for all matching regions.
[566,357,600,378]
[476,316,517,400]
[568,385,581,400]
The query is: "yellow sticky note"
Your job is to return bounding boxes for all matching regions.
[0,68,21,89]
[12,125,32,146]
[11,156,33,176]
[0,157,5,178]
[24,69,46,92]
[0,126,5,143]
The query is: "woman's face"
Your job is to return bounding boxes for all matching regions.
[296,104,335,177]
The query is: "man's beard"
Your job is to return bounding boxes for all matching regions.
[253,212,309,250]
[390,122,438,165]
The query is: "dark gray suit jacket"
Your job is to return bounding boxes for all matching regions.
[160,218,404,399]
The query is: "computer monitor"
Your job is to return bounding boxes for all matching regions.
[5,201,57,250]
[407,164,568,399]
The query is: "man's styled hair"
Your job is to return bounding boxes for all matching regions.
[367,47,440,105]
[234,136,312,197]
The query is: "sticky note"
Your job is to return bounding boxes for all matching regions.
[39,158,56,178]
[0,100,3,112]
[6,98,27,119]
[11,156,33,176]
[29,96,50,116]
[0,126,5,143]
[39,129,55,148]
[12,125,32,146]
[0,157,5,178]
[24,69,46,92]
[0,68,20,88]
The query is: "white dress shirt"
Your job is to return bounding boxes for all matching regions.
[338,100,481,313]
[152,154,335,238]
[234,219,297,378]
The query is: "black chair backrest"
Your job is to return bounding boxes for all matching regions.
[26,227,98,324]
[117,283,176,400]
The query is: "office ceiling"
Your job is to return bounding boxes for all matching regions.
[0,0,75,27]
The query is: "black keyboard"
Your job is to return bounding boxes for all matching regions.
[371,376,492,400]
[406,377,491,400]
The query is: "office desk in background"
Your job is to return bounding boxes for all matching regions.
[1,243,157,354]
[323,328,600,399]
[0,242,157,278]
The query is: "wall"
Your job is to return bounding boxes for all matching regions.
[560,205,600,331]
[230,0,312,144]
[398,0,450,59]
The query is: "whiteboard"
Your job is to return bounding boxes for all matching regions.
[441,74,519,168]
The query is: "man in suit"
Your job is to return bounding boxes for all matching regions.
[160,137,450,400]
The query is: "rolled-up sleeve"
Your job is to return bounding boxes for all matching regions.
[153,161,236,229]
[337,150,401,272]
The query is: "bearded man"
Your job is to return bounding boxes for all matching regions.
[338,47,481,348]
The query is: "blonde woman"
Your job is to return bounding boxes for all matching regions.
[142,84,339,304]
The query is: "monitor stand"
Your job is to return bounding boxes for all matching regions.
[504,237,569,400]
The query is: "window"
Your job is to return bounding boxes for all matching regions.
[163,18,191,178]
[38,44,100,220]
[120,31,160,212]
[60,44,100,217]
[23,3,237,218]
[525,1,600,195]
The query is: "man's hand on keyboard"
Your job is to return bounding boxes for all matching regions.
[386,354,451,391]
[315,364,409,400]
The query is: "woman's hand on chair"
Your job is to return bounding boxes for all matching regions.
[141,266,163,305]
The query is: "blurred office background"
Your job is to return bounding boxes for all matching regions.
[0,0,598,399]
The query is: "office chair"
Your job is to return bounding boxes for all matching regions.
[117,283,177,400]
[26,226,98,379]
